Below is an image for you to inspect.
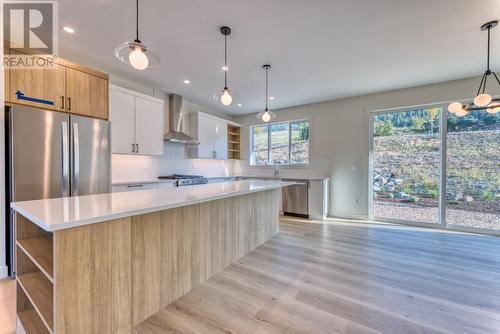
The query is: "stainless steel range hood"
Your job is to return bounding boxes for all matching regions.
[164,94,199,145]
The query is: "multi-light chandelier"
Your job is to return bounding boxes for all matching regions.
[448,20,500,116]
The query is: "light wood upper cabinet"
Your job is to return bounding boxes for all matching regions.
[65,68,108,119]
[4,51,109,119]
[9,62,66,111]
[109,85,164,156]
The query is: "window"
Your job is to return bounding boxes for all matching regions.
[250,120,310,165]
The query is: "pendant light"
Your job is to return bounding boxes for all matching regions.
[257,65,276,123]
[214,26,238,106]
[448,21,500,116]
[115,0,159,70]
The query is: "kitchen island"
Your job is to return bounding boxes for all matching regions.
[10,180,290,334]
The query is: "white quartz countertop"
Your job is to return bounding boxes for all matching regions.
[11,180,292,232]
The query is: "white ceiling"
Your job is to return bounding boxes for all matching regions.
[59,0,500,115]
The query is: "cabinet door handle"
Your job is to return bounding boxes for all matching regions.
[131,143,135,153]
[136,144,139,153]
[67,97,72,110]
[61,96,65,109]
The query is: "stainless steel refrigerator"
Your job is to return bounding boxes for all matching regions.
[5,105,111,275]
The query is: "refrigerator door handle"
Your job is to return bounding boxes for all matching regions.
[61,121,69,197]
[72,122,80,196]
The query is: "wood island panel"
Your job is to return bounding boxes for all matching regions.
[53,217,132,334]
[131,189,280,325]
[15,188,281,334]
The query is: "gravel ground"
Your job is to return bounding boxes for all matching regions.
[373,201,500,231]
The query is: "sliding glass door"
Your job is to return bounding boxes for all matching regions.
[370,107,442,225]
[446,109,500,231]
[370,105,500,233]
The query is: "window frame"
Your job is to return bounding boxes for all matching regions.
[249,119,310,166]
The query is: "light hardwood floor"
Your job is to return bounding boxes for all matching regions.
[2,218,500,334]
[134,218,500,334]
[0,278,15,334]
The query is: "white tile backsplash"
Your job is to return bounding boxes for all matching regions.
[112,154,159,182]
[159,143,236,177]
[112,142,237,183]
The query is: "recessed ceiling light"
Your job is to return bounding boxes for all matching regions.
[62,26,75,34]
[237,103,242,107]
[184,80,191,84]
[269,96,275,101]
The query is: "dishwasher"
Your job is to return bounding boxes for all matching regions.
[282,179,309,218]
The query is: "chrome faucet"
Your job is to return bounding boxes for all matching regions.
[273,160,280,176]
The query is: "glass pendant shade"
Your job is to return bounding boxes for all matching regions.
[455,108,469,117]
[256,65,275,122]
[214,87,238,106]
[115,0,159,70]
[215,26,237,106]
[474,93,492,107]
[486,102,500,113]
[447,102,464,114]
[257,109,276,123]
[115,41,159,70]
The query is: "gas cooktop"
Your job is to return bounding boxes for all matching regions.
[158,174,208,186]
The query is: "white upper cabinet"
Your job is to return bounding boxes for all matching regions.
[109,89,135,154]
[109,85,164,156]
[189,112,237,160]
[213,118,228,160]
[196,113,216,159]
[134,96,164,155]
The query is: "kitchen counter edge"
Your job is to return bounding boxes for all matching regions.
[11,180,293,232]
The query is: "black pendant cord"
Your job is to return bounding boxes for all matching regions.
[265,67,269,111]
[476,26,494,97]
[476,73,484,97]
[135,0,140,42]
[224,35,228,88]
[487,27,491,71]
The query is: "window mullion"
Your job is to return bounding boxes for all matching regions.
[439,107,448,227]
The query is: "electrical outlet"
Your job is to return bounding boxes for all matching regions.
[353,197,359,205]
[351,163,359,172]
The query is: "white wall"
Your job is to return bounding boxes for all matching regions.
[234,76,500,219]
